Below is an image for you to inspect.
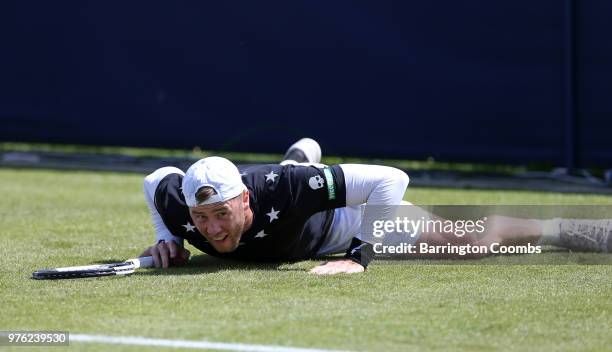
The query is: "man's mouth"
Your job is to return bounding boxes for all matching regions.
[211,234,228,242]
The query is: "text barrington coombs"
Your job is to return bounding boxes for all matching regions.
[371,217,487,238]
[374,242,543,255]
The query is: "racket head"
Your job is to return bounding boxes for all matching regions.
[32,261,135,280]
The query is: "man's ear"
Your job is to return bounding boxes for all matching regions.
[242,190,250,209]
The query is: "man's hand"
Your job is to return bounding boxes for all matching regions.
[309,259,365,275]
[140,240,191,269]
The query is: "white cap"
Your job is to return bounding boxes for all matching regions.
[182,156,246,207]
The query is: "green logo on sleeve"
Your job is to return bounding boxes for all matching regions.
[323,167,336,200]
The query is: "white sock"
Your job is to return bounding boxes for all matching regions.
[536,218,562,246]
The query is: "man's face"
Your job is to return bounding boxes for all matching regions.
[189,192,248,253]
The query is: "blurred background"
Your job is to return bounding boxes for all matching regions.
[1,1,610,171]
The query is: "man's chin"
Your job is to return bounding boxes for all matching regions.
[210,235,239,253]
[214,246,237,253]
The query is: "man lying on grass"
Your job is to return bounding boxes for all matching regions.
[140,138,611,274]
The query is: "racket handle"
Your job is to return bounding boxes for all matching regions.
[127,256,155,269]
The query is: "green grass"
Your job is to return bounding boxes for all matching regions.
[1,141,532,174]
[1,168,611,351]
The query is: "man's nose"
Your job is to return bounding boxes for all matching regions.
[205,220,222,235]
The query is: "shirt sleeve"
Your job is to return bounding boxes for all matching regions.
[339,164,409,206]
[283,164,347,217]
[143,167,185,246]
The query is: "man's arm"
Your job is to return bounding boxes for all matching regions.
[142,167,190,268]
[310,164,409,275]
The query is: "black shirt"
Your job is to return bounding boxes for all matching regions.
[154,163,346,261]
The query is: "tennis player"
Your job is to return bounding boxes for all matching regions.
[140,139,611,274]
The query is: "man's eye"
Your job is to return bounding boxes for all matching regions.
[217,212,227,218]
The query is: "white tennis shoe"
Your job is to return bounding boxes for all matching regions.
[282,138,322,164]
[559,219,612,253]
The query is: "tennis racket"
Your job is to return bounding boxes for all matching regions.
[32,256,155,280]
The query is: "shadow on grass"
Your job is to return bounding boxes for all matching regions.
[132,254,343,276]
[106,250,612,278]
[373,249,612,266]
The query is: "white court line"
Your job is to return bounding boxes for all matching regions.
[70,334,352,352]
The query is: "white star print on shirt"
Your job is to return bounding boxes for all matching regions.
[182,222,196,232]
[255,230,270,238]
[266,207,280,222]
[264,171,279,182]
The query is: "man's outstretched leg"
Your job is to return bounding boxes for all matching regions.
[415,214,612,258]
[478,216,611,253]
